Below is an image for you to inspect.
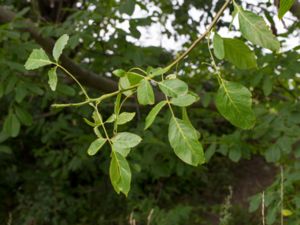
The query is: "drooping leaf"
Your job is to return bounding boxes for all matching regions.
[137,79,154,105]
[24,48,52,70]
[223,38,257,69]
[236,5,280,51]
[87,137,107,156]
[158,79,188,97]
[109,151,131,196]
[168,117,205,166]
[170,93,199,107]
[111,132,142,149]
[48,67,58,91]
[215,80,256,129]
[278,0,295,19]
[145,100,167,129]
[117,112,136,125]
[3,113,20,138]
[52,34,69,61]
[213,33,225,60]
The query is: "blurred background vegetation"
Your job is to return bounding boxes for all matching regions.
[0,0,299,224]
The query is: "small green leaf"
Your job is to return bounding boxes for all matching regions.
[126,72,144,85]
[52,34,69,61]
[158,79,188,97]
[111,132,142,149]
[229,147,242,162]
[117,112,136,125]
[83,118,96,127]
[3,113,20,138]
[48,67,58,91]
[87,137,107,156]
[137,79,155,105]
[145,100,167,129]
[112,69,126,77]
[24,48,52,70]
[14,106,32,126]
[215,80,256,129]
[119,76,133,96]
[236,4,280,51]
[109,151,131,196]
[213,33,225,60]
[168,117,205,166]
[170,93,199,107]
[106,114,117,123]
[278,0,295,19]
[223,38,257,69]
[92,110,102,125]
[148,67,170,77]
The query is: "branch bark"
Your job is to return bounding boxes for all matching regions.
[0,6,118,93]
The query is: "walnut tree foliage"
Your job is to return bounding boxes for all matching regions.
[0,0,300,224]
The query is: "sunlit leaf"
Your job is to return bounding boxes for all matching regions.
[236,4,280,51]
[215,80,256,129]
[48,67,58,91]
[137,79,154,105]
[168,117,205,166]
[87,137,107,156]
[109,151,131,196]
[24,48,52,70]
[144,100,167,129]
[53,34,69,61]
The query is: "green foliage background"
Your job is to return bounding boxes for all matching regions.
[0,0,299,224]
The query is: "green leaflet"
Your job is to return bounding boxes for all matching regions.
[236,5,280,51]
[111,132,142,149]
[14,105,32,126]
[170,93,199,107]
[87,137,107,156]
[52,34,69,61]
[137,79,155,105]
[24,48,52,70]
[119,76,133,96]
[278,0,295,19]
[148,67,170,77]
[213,33,225,60]
[215,80,256,129]
[223,38,257,70]
[158,79,188,97]
[168,117,205,166]
[48,67,58,91]
[3,113,20,138]
[117,112,136,125]
[112,69,126,77]
[126,72,144,85]
[144,100,167,129]
[109,151,131,196]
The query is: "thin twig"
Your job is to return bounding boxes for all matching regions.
[166,0,232,70]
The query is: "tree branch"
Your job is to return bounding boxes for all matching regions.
[0,6,118,93]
